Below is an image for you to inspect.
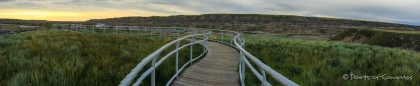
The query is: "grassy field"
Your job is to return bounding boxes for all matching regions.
[0,29,204,86]
[243,36,420,86]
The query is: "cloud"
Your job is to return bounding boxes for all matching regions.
[0,0,12,2]
[0,0,419,25]
[14,2,41,7]
[52,0,82,4]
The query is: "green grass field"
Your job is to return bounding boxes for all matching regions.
[243,36,420,86]
[2,28,419,85]
[0,29,204,86]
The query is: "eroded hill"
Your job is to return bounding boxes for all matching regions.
[85,14,420,40]
[2,14,420,41]
[330,28,420,51]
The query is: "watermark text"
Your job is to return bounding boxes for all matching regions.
[343,74,412,80]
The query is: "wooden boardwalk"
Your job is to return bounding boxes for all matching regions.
[172,41,240,86]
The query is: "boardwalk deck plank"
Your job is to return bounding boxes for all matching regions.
[172,41,240,86]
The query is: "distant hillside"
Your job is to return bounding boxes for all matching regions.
[86,14,420,30]
[0,18,84,28]
[3,14,420,41]
[330,28,420,51]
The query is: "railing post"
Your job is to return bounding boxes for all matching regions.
[190,29,197,65]
[173,28,176,37]
[176,41,180,78]
[175,28,179,37]
[164,27,167,37]
[222,30,224,43]
[190,36,194,65]
[160,27,162,38]
[239,51,243,83]
[144,27,147,36]
[114,26,116,34]
[241,51,245,83]
[200,30,205,40]
[103,27,105,34]
[205,33,208,47]
[209,30,212,41]
[231,32,233,45]
[188,28,193,35]
[241,41,246,84]
[92,26,95,33]
[207,32,209,47]
[130,27,132,35]
[151,56,157,86]
[203,31,206,51]
[261,69,267,86]
[242,38,245,49]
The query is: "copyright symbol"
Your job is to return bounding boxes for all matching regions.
[343,74,348,80]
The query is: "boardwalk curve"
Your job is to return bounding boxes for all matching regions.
[51,24,298,86]
[172,41,240,86]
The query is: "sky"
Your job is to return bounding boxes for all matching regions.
[0,0,419,25]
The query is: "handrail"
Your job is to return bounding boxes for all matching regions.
[51,24,298,86]
[120,33,210,86]
[209,29,299,86]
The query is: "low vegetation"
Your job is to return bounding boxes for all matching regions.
[330,28,420,51]
[0,29,204,86]
[243,36,420,86]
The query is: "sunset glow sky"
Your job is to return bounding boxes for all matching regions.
[0,0,419,25]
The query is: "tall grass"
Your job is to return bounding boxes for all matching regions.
[0,29,203,86]
[243,36,420,86]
